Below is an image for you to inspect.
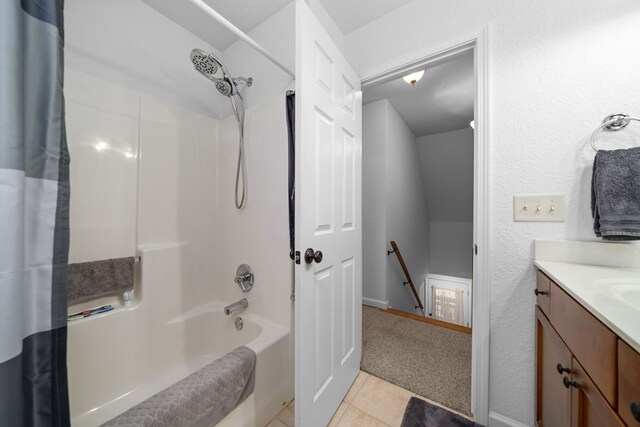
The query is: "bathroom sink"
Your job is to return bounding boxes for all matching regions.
[593,279,640,312]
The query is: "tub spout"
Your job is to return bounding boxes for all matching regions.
[224,298,248,315]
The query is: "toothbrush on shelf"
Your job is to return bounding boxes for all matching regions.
[68,304,114,321]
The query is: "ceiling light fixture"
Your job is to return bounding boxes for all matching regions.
[402,70,425,86]
[470,120,475,129]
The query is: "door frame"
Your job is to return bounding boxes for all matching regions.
[360,26,491,425]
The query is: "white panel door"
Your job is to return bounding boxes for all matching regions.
[294,1,362,426]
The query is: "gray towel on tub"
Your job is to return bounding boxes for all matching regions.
[68,257,135,304]
[102,346,257,427]
[592,146,640,240]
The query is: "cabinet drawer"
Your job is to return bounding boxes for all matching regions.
[571,357,624,427]
[549,281,617,407]
[536,270,551,317]
[618,340,640,425]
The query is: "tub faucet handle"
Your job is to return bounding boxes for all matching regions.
[234,264,254,292]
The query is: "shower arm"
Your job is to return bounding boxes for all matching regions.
[233,76,253,87]
[188,0,295,79]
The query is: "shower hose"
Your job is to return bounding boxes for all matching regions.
[230,93,247,209]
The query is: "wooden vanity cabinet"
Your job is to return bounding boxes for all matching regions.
[535,270,633,427]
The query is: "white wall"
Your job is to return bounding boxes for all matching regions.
[429,222,473,279]
[417,128,474,280]
[417,129,474,222]
[362,101,388,307]
[362,99,431,313]
[385,101,431,314]
[346,2,640,425]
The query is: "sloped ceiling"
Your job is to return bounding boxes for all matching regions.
[363,51,474,137]
[319,0,416,35]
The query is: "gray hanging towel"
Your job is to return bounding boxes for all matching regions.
[592,146,640,240]
[68,257,135,304]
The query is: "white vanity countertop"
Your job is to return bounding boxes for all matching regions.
[534,260,640,354]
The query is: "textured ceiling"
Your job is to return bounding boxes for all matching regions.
[363,51,474,137]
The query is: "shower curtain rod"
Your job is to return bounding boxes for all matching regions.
[189,0,296,79]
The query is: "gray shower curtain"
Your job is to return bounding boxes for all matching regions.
[0,0,71,425]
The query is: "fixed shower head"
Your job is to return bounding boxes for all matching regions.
[190,48,220,75]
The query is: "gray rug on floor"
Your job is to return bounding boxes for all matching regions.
[361,306,472,416]
[401,397,474,427]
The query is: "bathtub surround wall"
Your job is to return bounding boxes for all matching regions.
[215,0,295,331]
[417,129,474,279]
[65,0,223,118]
[362,99,431,313]
[65,69,139,265]
[65,68,220,425]
[216,96,294,329]
[346,1,640,424]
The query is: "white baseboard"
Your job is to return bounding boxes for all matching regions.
[362,297,389,309]
[488,411,530,427]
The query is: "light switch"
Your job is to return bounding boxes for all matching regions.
[513,194,566,222]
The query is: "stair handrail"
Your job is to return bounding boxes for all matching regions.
[387,240,424,310]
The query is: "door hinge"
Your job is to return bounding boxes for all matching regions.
[474,244,478,255]
[295,251,301,264]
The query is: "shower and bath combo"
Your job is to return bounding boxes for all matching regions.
[190,48,253,209]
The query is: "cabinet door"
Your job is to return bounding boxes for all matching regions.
[536,307,571,426]
[570,357,624,427]
[618,340,640,426]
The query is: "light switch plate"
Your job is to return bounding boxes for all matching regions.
[514,194,566,222]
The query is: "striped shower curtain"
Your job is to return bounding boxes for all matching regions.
[0,0,71,425]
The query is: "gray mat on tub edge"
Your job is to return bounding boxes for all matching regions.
[401,397,475,427]
[102,346,256,427]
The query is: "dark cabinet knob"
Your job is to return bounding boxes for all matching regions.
[556,363,571,375]
[563,377,578,389]
[534,289,548,296]
[304,248,323,264]
[631,401,640,422]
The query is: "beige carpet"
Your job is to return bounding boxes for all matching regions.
[361,306,472,416]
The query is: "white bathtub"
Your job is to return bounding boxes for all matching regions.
[68,245,293,427]
[68,302,291,426]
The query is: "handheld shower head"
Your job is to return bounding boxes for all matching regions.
[215,79,233,97]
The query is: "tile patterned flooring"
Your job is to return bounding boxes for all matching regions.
[267,371,473,427]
